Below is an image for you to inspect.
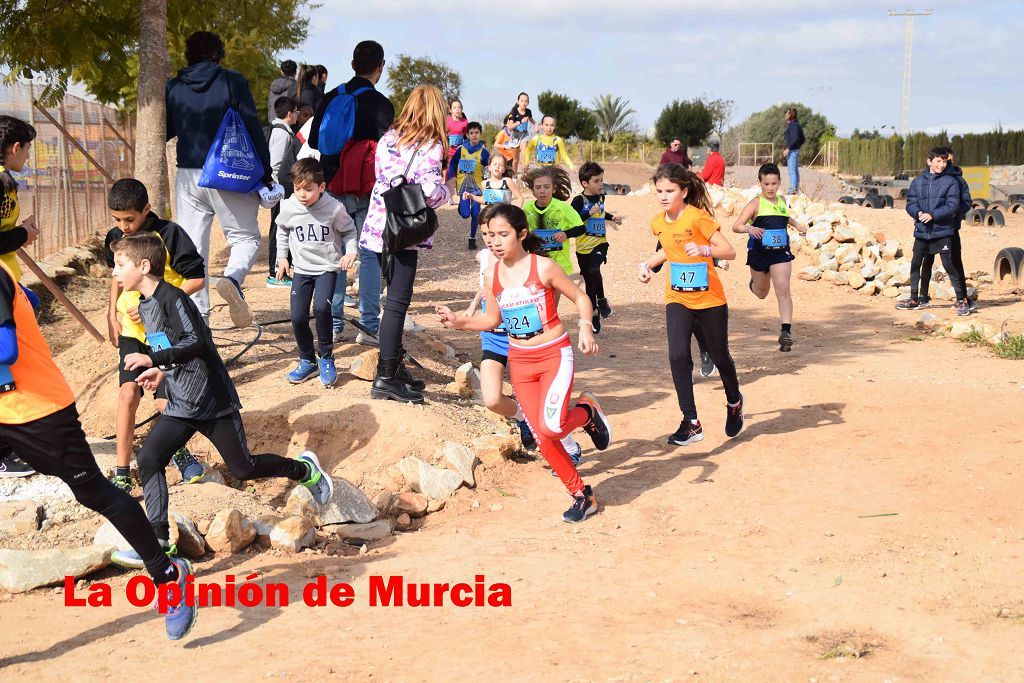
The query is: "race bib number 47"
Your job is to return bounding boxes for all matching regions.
[669,261,710,292]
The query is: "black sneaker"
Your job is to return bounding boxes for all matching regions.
[918,296,931,309]
[955,299,971,316]
[468,238,478,251]
[778,329,793,352]
[895,297,922,310]
[668,420,704,446]
[0,456,35,478]
[699,351,716,377]
[596,297,613,319]
[562,485,597,523]
[725,394,744,438]
[516,419,537,451]
[576,391,611,451]
[591,312,601,335]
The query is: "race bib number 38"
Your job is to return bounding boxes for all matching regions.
[669,261,710,292]
[761,228,788,249]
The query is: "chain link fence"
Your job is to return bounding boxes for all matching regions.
[1,81,134,262]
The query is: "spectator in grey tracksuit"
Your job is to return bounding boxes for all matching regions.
[919,147,972,305]
[274,159,357,386]
[267,60,298,122]
[899,147,970,315]
[267,96,299,280]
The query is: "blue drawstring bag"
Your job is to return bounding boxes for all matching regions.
[198,75,265,193]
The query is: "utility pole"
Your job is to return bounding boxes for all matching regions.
[889,9,933,136]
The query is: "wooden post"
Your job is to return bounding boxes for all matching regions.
[33,100,115,183]
[27,82,40,260]
[17,249,104,342]
[59,103,79,250]
[80,101,94,237]
[104,117,135,153]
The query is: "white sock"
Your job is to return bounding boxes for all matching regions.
[512,405,525,421]
[561,435,579,453]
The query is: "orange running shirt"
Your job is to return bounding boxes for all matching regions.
[650,205,727,310]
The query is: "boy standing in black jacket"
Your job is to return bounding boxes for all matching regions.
[107,233,334,569]
[918,147,972,309]
[897,148,970,316]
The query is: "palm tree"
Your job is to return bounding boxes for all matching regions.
[590,94,636,143]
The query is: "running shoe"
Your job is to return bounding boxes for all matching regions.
[0,456,35,478]
[516,419,537,451]
[778,330,793,352]
[332,327,348,344]
[265,275,292,288]
[171,447,204,484]
[356,330,379,347]
[216,276,253,328]
[576,391,612,451]
[955,299,971,317]
[162,557,197,641]
[895,298,922,310]
[591,312,601,335]
[110,472,133,492]
[318,356,338,387]
[111,541,177,570]
[969,299,979,312]
[468,238,478,251]
[917,295,931,309]
[668,420,704,446]
[699,351,716,377]
[596,297,613,319]
[725,394,745,438]
[286,359,318,384]
[562,485,597,523]
[298,451,334,505]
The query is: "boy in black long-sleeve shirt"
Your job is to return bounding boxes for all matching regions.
[107,233,335,568]
[570,162,622,333]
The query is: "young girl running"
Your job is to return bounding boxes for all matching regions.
[571,161,622,333]
[508,92,536,174]
[446,99,469,162]
[732,162,807,352]
[637,164,744,446]
[437,204,610,523]
[465,207,582,463]
[522,166,582,276]
[523,115,575,172]
[464,155,523,208]
[493,114,520,173]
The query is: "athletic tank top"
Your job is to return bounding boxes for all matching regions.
[492,254,560,341]
[456,145,485,187]
[483,178,512,205]
[0,167,24,281]
[747,195,790,251]
[536,138,559,165]
[0,262,75,424]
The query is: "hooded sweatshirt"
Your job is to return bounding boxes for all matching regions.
[166,61,272,185]
[275,193,357,275]
[267,76,297,122]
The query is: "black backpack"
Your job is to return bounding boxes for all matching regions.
[381,145,438,255]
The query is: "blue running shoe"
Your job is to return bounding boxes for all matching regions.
[172,447,204,484]
[297,451,334,505]
[318,356,338,387]
[515,419,537,451]
[286,359,318,384]
[162,557,197,641]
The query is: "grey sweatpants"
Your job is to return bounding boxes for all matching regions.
[175,168,262,315]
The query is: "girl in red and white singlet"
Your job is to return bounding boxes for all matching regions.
[437,204,611,523]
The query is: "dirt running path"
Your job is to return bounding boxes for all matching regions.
[2,194,1023,681]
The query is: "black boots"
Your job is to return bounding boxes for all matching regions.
[371,357,424,403]
[395,356,425,391]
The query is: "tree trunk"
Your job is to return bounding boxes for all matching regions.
[135,0,169,216]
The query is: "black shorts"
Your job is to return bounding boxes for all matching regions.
[746,247,795,273]
[118,336,166,399]
[481,349,508,366]
[0,403,103,483]
[918,236,952,255]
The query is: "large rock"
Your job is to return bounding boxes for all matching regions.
[881,286,901,298]
[334,519,394,543]
[881,240,901,260]
[833,272,849,287]
[93,520,134,552]
[473,434,520,466]
[393,492,428,517]
[442,442,477,487]
[860,281,881,296]
[932,280,956,300]
[169,511,207,559]
[804,225,832,247]
[319,477,378,526]
[453,363,482,399]
[798,266,821,281]
[396,455,463,499]
[950,321,996,338]
[348,349,379,381]
[205,508,256,553]
[0,500,42,534]
[284,485,319,522]
[269,516,316,553]
[888,262,912,287]
[916,312,943,332]
[832,225,856,243]
[847,272,866,290]
[0,547,112,593]
[834,243,860,265]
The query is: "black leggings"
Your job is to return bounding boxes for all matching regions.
[380,249,418,359]
[666,303,741,421]
[137,411,307,541]
[576,243,608,304]
[0,404,173,582]
[290,271,337,360]
[910,238,966,300]
[919,230,966,298]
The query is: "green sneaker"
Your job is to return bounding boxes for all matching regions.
[110,472,133,493]
[297,451,334,505]
[111,542,178,570]
[172,447,205,484]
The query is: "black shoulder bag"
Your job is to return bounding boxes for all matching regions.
[380,143,439,255]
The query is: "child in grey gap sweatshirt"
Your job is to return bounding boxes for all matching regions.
[275,158,357,387]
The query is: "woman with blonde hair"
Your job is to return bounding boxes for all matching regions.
[361,85,452,403]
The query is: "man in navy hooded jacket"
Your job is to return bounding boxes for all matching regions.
[166,31,271,328]
[898,147,970,315]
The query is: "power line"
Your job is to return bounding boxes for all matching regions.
[889,9,934,136]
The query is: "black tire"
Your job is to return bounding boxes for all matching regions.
[838,195,855,204]
[986,209,1006,227]
[972,198,989,210]
[861,195,884,209]
[965,208,985,225]
[897,188,908,199]
[1010,202,1024,215]
[989,200,1009,211]
[993,247,1024,286]
[882,195,895,208]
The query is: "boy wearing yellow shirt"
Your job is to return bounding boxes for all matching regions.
[523,115,575,172]
[103,179,206,491]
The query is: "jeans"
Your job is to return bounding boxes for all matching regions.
[330,194,381,334]
[291,271,338,360]
[787,150,800,192]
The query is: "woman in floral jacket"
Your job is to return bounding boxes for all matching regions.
[361,85,452,403]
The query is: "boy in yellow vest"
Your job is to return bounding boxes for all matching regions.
[446,121,490,250]
[103,179,206,490]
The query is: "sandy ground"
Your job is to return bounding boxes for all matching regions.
[2,164,1024,681]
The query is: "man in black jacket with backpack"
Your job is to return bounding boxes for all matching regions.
[308,40,394,346]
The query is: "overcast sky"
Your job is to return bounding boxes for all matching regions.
[293,0,1021,136]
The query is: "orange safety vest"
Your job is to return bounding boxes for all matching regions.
[0,261,75,424]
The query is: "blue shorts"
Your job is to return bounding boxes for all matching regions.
[480,330,509,364]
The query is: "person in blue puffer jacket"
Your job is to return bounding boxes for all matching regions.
[897,147,970,316]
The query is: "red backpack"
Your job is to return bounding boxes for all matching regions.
[328,139,377,197]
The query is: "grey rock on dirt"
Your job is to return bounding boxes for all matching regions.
[0,546,112,593]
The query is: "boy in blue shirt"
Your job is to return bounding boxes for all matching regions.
[447,122,490,250]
